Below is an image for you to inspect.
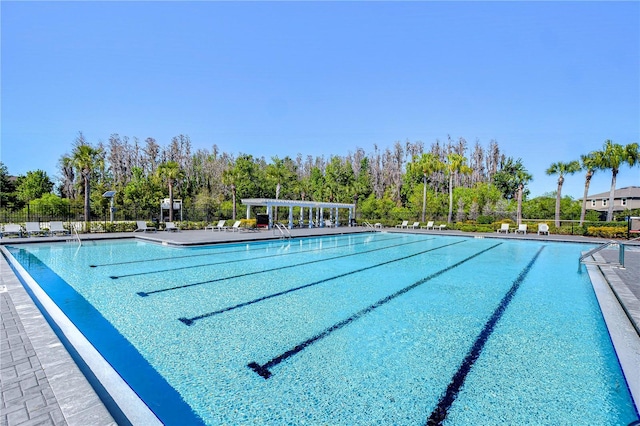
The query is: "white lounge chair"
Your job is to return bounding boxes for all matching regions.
[515,224,527,234]
[396,220,409,228]
[205,220,225,231]
[49,221,70,236]
[421,221,435,230]
[25,222,48,237]
[165,222,180,232]
[2,224,23,238]
[410,222,420,229]
[325,219,335,228]
[228,220,242,232]
[135,221,157,233]
[538,223,549,235]
[497,223,510,234]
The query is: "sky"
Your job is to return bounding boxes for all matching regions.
[1,1,639,199]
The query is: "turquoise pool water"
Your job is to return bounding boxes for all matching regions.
[6,234,639,425]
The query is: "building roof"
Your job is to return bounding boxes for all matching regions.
[587,186,640,199]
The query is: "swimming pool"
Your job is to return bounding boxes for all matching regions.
[4,233,639,425]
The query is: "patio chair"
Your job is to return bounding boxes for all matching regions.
[134,221,157,233]
[421,221,435,230]
[537,223,549,235]
[205,220,225,231]
[25,222,48,237]
[165,222,180,232]
[410,222,420,229]
[497,223,510,234]
[49,221,70,236]
[228,220,242,232]
[2,224,23,238]
[515,224,527,234]
[395,220,409,228]
[325,219,335,228]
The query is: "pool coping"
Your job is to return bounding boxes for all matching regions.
[1,228,639,423]
[586,256,640,411]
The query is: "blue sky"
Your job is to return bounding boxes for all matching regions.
[2,1,638,199]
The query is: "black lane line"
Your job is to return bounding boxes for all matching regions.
[137,237,432,297]
[110,234,405,279]
[178,240,467,325]
[247,242,503,379]
[426,246,545,426]
[90,233,390,268]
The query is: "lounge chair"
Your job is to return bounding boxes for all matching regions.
[135,221,157,233]
[515,224,527,234]
[165,222,180,232]
[25,222,48,237]
[395,220,409,228]
[228,220,242,232]
[2,224,23,238]
[421,221,435,230]
[205,220,225,231]
[538,223,549,235]
[410,222,420,229]
[497,223,510,234]
[49,221,70,236]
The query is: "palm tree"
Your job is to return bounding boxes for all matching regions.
[579,153,598,225]
[157,161,184,222]
[445,153,472,223]
[546,160,581,227]
[408,153,443,222]
[266,157,294,221]
[71,141,103,230]
[493,157,532,225]
[593,140,640,221]
[222,161,242,220]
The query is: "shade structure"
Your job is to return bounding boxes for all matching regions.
[241,198,355,229]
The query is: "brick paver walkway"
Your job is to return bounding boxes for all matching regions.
[1,288,66,426]
[0,254,115,426]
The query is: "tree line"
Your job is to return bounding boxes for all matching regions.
[1,132,638,229]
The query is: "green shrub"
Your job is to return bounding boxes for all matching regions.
[586,226,627,239]
[477,215,494,224]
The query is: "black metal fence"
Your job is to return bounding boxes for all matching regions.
[0,204,225,226]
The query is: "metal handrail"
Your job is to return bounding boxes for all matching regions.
[578,240,627,272]
[273,223,291,239]
[72,224,82,247]
[362,221,377,232]
[579,240,617,264]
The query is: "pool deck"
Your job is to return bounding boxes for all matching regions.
[1,226,639,425]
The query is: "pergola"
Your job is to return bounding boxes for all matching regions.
[241,198,355,229]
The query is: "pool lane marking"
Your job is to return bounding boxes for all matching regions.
[90,233,392,268]
[137,237,434,297]
[247,242,503,379]
[425,246,545,426]
[110,234,406,279]
[178,240,467,325]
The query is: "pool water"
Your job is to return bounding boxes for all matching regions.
[6,233,639,425]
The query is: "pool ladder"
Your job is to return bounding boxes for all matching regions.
[362,222,379,232]
[273,223,291,239]
[66,224,82,247]
[578,236,640,272]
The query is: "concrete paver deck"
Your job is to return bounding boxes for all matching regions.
[1,227,638,424]
[1,254,115,426]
